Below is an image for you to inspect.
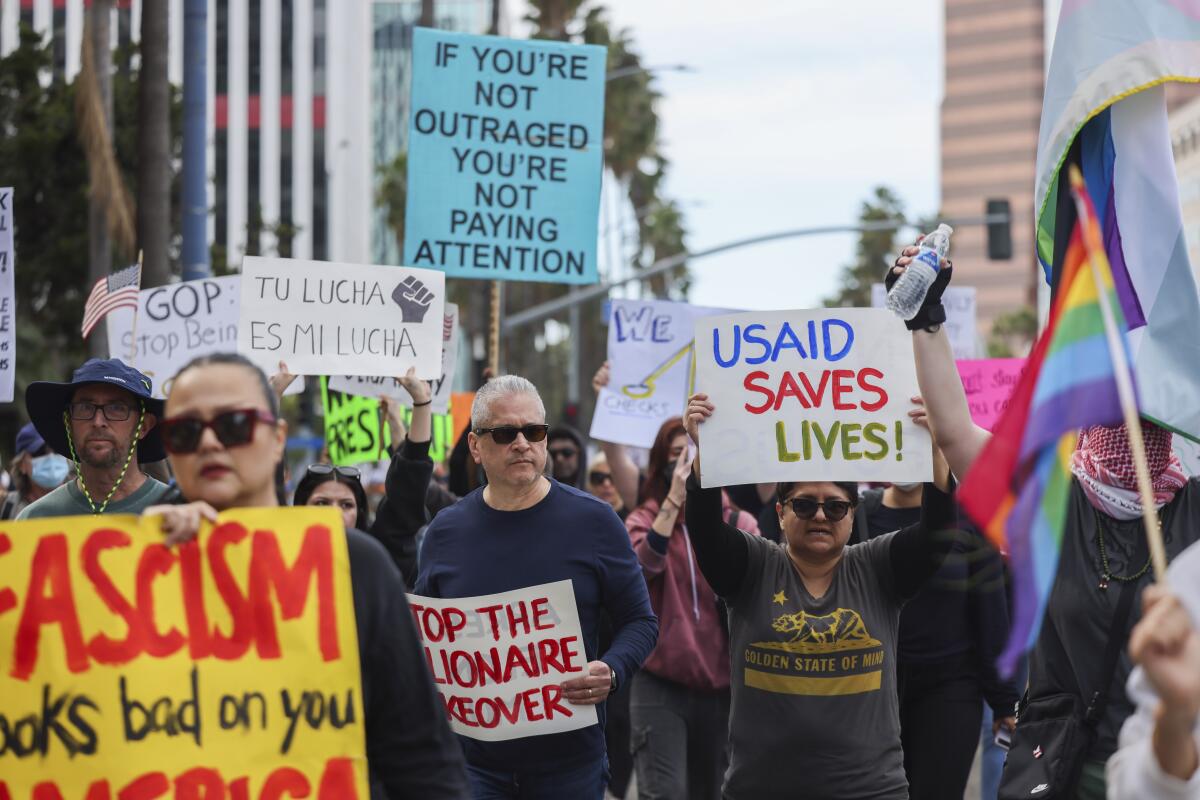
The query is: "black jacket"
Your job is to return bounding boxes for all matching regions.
[371,438,437,586]
[345,527,470,798]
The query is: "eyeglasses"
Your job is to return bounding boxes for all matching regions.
[306,464,362,481]
[68,401,135,422]
[785,497,852,522]
[588,471,613,486]
[159,408,277,455]
[473,424,550,445]
[549,448,579,460]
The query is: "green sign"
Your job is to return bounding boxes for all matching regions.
[321,378,390,466]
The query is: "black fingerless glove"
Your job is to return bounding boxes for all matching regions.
[885,262,953,331]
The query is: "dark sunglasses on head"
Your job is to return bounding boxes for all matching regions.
[159,408,277,455]
[549,447,579,460]
[588,471,613,486]
[786,497,852,522]
[306,464,362,481]
[474,424,550,445]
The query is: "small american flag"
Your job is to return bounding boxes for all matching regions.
[81,263,141,338]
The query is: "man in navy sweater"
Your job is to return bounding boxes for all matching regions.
[416,375,658,799]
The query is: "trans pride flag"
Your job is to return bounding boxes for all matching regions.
[1036,0,1200,442]
[960,168,1131,675]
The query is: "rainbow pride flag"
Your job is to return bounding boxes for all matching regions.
[960,167,1132,675]
[1036,0,1200,442]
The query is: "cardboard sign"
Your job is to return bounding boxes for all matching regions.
[0,508,369,797]
[404,29,606,284]
[328,303,459,414]
[871,283,979,359]
[957,358,1025,432]
[693,308,932,486]
[238,256,445,378]
[106,275,303,398]
[408,580,597,741]
[0,188,13,403]
[590,299,731,448]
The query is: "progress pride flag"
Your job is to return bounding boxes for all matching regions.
[407,580,597,741]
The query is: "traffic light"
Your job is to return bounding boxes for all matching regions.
[563,402,580,427]
[986,198,1012,260]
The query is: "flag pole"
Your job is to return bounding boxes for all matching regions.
[1067,165,1168,582]
[127,250,143,366]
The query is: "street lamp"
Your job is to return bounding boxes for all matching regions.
[606,63,694,82]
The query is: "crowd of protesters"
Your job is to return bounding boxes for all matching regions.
[3,237,1199,800]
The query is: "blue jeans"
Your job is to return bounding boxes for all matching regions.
[467,757,610,800]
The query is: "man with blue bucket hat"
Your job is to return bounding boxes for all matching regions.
[19,358,172,519]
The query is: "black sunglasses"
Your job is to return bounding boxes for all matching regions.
[306,464,362,481]
[159,408,277,455]
[67,401,136,422]
[474,424,550,445]
[549,447,579,460]
[785,497,852,522]
[588,471,613,485]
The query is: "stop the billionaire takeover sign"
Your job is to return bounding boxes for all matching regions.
[0,509,369,797]
[409,580,597,742]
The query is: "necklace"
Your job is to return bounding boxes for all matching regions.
[63,404,144,515]
[1093,506,1155,591]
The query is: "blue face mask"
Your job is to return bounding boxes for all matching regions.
[31,453,70,489]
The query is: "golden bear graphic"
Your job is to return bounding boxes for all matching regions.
[754,608,883,654]
[772,607,870,644]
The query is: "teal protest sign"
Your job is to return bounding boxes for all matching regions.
[404,29,606,284]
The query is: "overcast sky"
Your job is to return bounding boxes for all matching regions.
[519,0,945,310]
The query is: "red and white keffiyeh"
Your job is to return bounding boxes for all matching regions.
[1070,421,1188,519]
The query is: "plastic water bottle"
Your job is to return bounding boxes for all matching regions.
[886,223,953,321]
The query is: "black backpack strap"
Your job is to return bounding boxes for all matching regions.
[1084,578,1139,726]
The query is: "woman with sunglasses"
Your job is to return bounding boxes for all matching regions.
[681,392,954,800]
[294,463,370,529]
[274,364,437,586]
[586,455,626,520]
[623,415,760,800]
[145,352,469,798]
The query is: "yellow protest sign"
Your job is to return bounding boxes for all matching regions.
[0,508,368,799]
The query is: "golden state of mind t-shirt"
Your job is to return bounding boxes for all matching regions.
[723,531,908,800]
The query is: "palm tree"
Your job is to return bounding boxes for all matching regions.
[521,2,690,416]
[138,0,171,287]
[376,152,408,257]
[78,0,137,357]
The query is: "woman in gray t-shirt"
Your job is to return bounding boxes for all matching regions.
[683,393,955,800]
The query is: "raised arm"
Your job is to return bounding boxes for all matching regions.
[887,443,956,599]
[891,244,991,479]
[1107,583,1200,797]
[371,374,436,587]
[591,361,640,509]
[682,393,750,599]
[268,360,298,401]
